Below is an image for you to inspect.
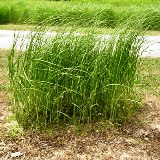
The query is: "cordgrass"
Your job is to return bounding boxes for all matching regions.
[1,0,160,30]
[1,52,158,96]
[8,19,145,128]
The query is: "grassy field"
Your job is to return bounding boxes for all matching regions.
[1,0,160,30]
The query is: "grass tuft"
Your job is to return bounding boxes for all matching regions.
[8,20,144,128]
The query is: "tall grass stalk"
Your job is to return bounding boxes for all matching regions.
[8,20,144,128]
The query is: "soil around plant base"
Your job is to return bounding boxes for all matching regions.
[0,91,160,160]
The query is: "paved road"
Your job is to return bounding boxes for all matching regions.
[0,30,160,57]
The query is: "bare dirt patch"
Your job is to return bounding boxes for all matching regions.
[0,92,160,160]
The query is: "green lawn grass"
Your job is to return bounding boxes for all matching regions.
[0,24,115,35]
[1,24,160,36]
[138,58,160,96]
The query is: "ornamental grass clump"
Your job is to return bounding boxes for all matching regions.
[9,22,144,128]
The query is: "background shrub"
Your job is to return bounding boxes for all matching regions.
[0,5,10,24]
[1,0,160,30]
[95,8,116,27]
[142,10,160,30]
[10,1,31,24]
